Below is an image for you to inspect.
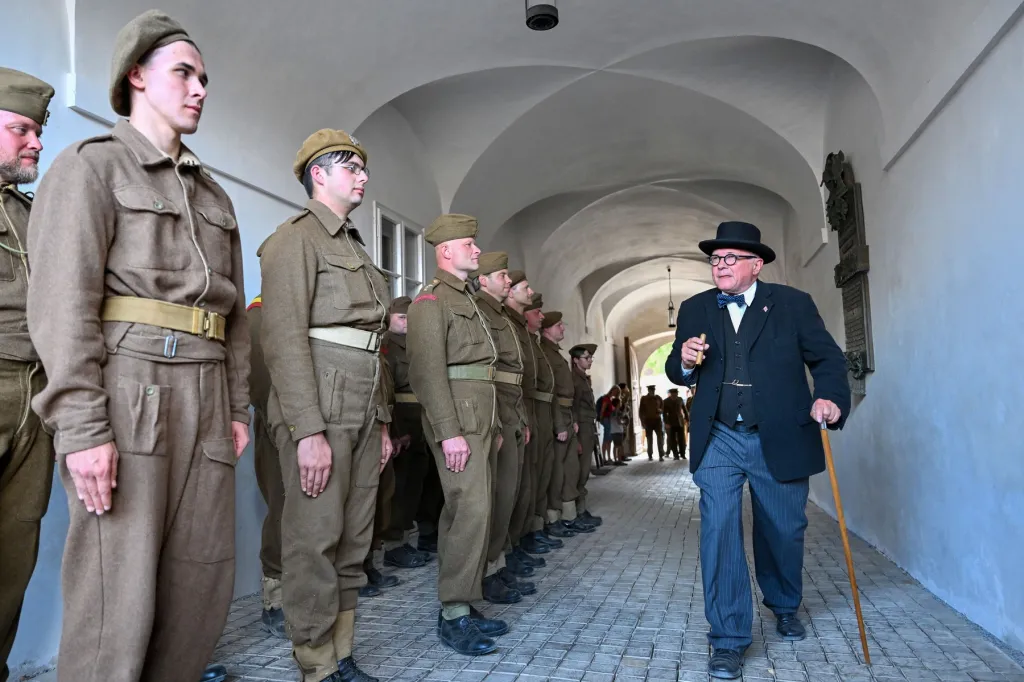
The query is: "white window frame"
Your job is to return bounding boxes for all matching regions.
[373,202,425,298]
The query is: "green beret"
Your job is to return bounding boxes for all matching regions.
[389,296,411,315]
[569,343,598,357]
[110,10,195,117]
[293,128,368,182]
[425,214,478,246]
[508,270,527,286]
[470,252,508,279]
[524,292,543,311]
[541,311,563,328]
[0,68,54,126]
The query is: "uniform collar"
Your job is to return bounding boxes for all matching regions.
[305,199,353,238]
[475,290,504,314]
[390,332,407,349]
[540,334,561,351]
[505,306,527,326]
[435,269,468,292]
[112,119,202,169]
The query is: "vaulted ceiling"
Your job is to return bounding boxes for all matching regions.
[73,0,1011,365]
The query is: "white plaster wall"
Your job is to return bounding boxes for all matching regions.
[790,28,1024,650]
[3,4,441,675]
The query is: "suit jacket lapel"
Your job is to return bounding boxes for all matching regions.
[705,294,727,355]
[740,282,773,347]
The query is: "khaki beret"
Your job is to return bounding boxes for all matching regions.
[110,10,195,117]
[541,311,563,328]
[569,343,598,357]
[293,128,368,182]
[525,293,543,311]
[508,269,527,286]
[0,68,54,126]
[425,214,478,246]
[389,296,411,315]
[470,252,508,279]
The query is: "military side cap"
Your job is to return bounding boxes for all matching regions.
[293,128,368,181]
[541,311,563,328]
[668,388,679,393]
[569,343,598,356]
[470,251,508,278]
[0,68,55,126]
[525,292,543,311]
[110,10,194,117]
[389,296,411,315]
[508,269,527,286]
[425,214,477,246]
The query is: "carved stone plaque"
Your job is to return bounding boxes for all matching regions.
[821,150,873,395]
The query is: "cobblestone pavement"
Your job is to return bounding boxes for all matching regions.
[209,458,1024,682]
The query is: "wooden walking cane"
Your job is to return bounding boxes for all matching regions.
[820,420,871,664]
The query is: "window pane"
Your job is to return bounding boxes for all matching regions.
[380,216,396,272]
[392,277,403,298]
[405,278,421,298]
[404,229,420,280]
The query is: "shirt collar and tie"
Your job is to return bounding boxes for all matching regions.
[718,281,757,333]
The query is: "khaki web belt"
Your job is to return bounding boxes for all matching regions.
[528,390,554,403]
[308,326,381,352]
[394,393,419,404]
[557,397,574,408]
[447,365,522,385]
[101,296,226,342]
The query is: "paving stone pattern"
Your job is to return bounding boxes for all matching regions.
[210,460,1024,681]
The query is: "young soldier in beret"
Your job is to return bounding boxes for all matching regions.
[470,252,534,603]
[26,10,251,681]
[0,66,54,682]
[501,272,547,570]
[569,343,603,527]
[259,128,393,682]
[406,214,509,655]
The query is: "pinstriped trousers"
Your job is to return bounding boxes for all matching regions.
[693,422,809,651]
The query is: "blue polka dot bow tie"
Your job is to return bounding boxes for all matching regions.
[717,292,746,309]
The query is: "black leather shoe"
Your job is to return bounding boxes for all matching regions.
[579,510,602,526]
[776,613,806,641]
[513,546,545,567]
[358,583,381,598]
[545,522,575,538]
[417,531,438,553]
[383,545,426,568]
[503,553,535,577]
[482,573,522,604]
[336,656,379,682]
[564,519,595,534]
[498,567,535,596]
[365,566,400,589]
[261,606,286,638]
[404,542,434,563]
[200,665,227,682]
[536,530,564,548]
[437,607,509,637]
[612,460,627,466]
[438,613,498,655]
[519,534,551,554]
[708,648,743,679]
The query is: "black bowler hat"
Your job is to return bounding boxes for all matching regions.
[698,221,776,264]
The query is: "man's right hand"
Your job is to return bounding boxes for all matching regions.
[680,336,710,370]
[297,432,332,497]
[556,430,569,442]
[441,436,471,472]
[66,441,119,515]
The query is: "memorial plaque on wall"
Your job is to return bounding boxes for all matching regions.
[821,150,873,395]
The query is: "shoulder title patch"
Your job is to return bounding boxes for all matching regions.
[413,294,438,304]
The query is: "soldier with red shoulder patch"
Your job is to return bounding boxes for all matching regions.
[406,214,509,656]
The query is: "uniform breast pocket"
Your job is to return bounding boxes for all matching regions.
[194,204,237,276]
[113,186,188,270]
[322,253,375,309]
[449,303,488,347]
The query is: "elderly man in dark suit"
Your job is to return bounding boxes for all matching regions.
[666,221,850,680]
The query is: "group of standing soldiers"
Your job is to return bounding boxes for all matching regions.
[637,385,692,461]
[0,9,604,682]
